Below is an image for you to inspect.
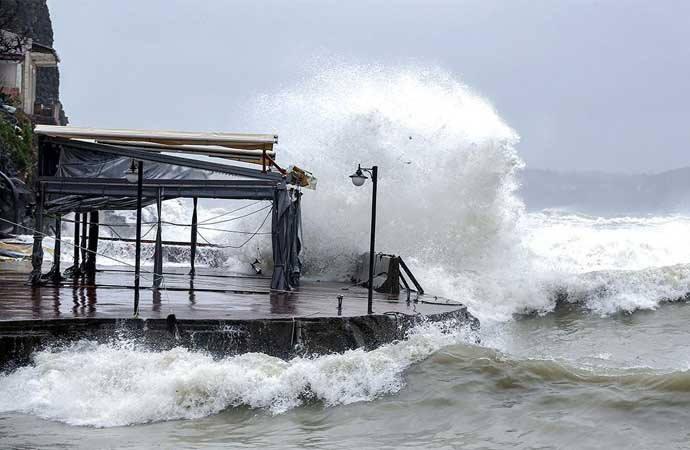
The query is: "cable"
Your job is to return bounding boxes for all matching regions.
[196,226,271,235]
[198,200,265,224]
[0,216,276,318]
[140,223,157,240]
[0,216,157,283]
[157,204,272,227]
[48,207,272,234]
[2,203,272,289]
[48,214,126,240]
[195,207,272,249]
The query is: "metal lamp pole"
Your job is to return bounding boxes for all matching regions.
[350,164,378,315]
[126,159,144,316]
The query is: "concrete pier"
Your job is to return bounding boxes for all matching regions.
[0,264,478,369]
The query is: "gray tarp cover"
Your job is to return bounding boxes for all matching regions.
[46,146,208,214]
[56,146,208,180]
[270,188,302,290]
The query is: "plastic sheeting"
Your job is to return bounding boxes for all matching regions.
[270,188,302,291]
[56,146,207,180]
[45,146,208,214]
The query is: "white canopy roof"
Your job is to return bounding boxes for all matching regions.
[34,125,278,151]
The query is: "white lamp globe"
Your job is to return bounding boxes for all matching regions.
[350,168,367,186]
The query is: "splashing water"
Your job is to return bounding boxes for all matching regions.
[5,64,690,437]
[248,64,690,319]
[525,212,690,315]
[250,64,543,321]
[255,65,523,273]
[38,64,690,319]
[0,321,475,427]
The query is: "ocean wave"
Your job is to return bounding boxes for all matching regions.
[0,321,476,427]
[551,264,690,315]
[431,343,690,394]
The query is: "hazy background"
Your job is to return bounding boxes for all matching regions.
[47,0,689,174]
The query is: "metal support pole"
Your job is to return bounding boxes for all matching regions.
[71,213,80,276]
[189,197,198,277]
[28,184,45,285]
[367,166,378,315]
[79,212,88,276]
[133,160,144,316]
[50,215,61,282]
[153,189,163,289]
[86,211,99,282]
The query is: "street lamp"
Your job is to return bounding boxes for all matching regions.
[349,165,368,186]
[350,163,378,315]
[124,159,139,183]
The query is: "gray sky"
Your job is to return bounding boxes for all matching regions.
[48,0,690,173]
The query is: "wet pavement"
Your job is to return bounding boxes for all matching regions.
[0,263,463,322]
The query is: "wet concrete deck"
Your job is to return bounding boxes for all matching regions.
[0,263,462,322]
[0,263,477,367]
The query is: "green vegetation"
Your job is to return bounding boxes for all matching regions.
[0,111,35,180]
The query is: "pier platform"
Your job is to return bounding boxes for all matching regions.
[0,263,478,368]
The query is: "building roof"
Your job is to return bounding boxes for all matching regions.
[0,30,59,64]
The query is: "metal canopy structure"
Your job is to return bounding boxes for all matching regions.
[29,126,305,304]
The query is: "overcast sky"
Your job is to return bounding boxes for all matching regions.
[47,0,689,173]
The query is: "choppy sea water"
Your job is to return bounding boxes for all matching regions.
[3,66,690,448]
[2,306,690,449]
[3,212,690,449]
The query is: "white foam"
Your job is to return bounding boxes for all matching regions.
[251,64,524,279]
[0,321,475,427]
[525,212,690,273]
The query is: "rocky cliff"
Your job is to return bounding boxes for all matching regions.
[1,0,67,125]
[0,0,66,182]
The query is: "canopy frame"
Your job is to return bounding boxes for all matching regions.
[28,127,304,298]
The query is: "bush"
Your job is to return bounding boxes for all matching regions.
[0,111,35,179]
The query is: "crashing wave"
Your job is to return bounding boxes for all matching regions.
[0,321,476,427]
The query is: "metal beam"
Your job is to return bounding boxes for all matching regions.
[41,178,278,200]
[40,177,278,187]
[399,258,424,295]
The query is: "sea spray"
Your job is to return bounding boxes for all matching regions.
[525,212,690,315]
[252,64,525,277]
[36,64,690,319]
[249,64,550,321]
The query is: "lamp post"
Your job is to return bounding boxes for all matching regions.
[350,164,378,315]
[125,159,144,316]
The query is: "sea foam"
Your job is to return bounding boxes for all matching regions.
[0,321,475,427]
